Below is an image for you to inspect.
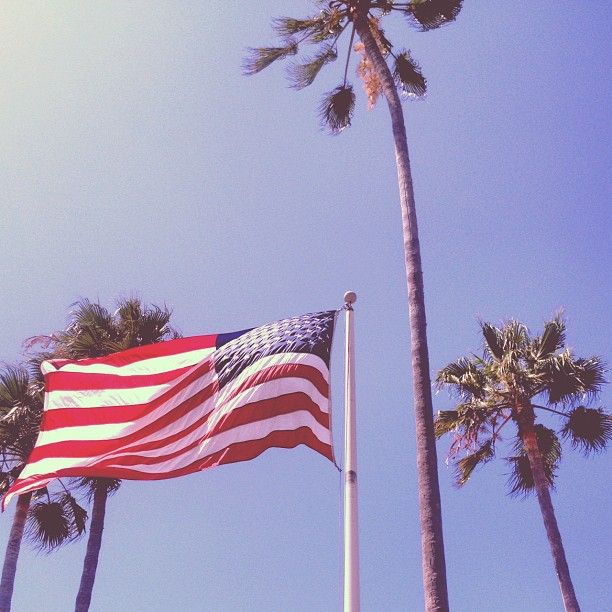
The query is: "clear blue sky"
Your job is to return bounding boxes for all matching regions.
[1,2,610,611]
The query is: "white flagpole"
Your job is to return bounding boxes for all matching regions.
[343,291,360,612]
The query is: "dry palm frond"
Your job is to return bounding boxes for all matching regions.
[455,439,494,486]
[242,42,298,75]
[289,45,337,90]
[434,410,460,438]
[367,16,392,56]
[273,16,324,38]
[273,10,343,43]
[355,42,383,109]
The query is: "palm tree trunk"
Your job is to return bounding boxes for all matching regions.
[355,13,449,612]
[0,492,32,612]
[75,485,108,612]
[520,409,580,612]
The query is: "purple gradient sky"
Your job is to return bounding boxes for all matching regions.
[1,2,610,611]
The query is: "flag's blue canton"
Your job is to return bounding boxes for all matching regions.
[214,311,336,388]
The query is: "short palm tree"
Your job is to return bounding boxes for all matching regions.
[0,365,86,612]
[44,298,180,612]
[435,316,609,612]
[245,2,463,608]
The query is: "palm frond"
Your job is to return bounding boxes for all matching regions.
[0,366,32,412]
[572,357,606,395]
[115,298,142,337]
[506,454,535,497]
[53,298,180,360]
[480,323,504,361]
[26,499,72,552]
[135,309,174,345]
[434,410,459,437]
[25,353,51,395]
[436,357,486,399]
[455,439,493,486]
[507,425,560,496]
[377,0,395,13]
[500,320,529,354]
[53,299,118,359]
[289,45,337,90]
[68,300,114,334]
[393,51,426,98]
[60,329,119,359]
[272,12,344,43]
[534,424,562,468]
[272,16,322,38]
[406,0,463,31]
[561,406,612,455]
[439,401,503,454]
[242,42,298,75]
[533,315,566,358]
[319,84,355,134]
[0,365,42,463]
[115,299,178,348]
[59,492,88,538]
[543,353,606,404]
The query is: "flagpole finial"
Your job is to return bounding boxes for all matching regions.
[344,291,357,309]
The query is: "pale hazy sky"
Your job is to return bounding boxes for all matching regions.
[1,2,610,611]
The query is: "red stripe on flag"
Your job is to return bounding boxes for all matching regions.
[46,365,195,392]
[46,334,217,370]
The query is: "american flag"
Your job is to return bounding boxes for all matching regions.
[3,311,337,508]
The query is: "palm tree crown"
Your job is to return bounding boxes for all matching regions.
[435,316,609,491]
[245,0,463,132]
[50,298,180,359]
[0,363,87,612]
[435,316,609,612]
[247,3,463,610]
[43,297,180,612]
[0,365,86,550]
[0,366,40,490]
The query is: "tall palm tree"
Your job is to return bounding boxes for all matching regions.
[0,365,86,612]
[435,316,609,612]
[244,2,462,608]
[45,298,180,612]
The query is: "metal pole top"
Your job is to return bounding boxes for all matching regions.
[344,291,357,306]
